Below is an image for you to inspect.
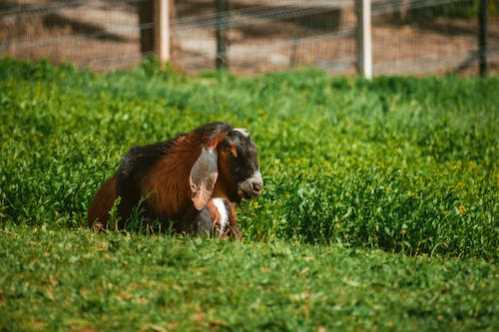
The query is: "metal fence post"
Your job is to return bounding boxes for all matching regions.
[215,0,229,69]
[356,0,373,79]
[479,0,488,77]
[155,0,171,65]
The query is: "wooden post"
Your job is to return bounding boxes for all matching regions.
[138,0,154,54]
[215,0,229,69]
[356,0,373,79]
[155,0,171,64]
[398,0,410,21]
[478,0,488,77]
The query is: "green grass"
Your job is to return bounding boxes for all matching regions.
[1,225,498,331]
[0,58,498,330]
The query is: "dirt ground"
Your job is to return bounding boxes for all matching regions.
[1,0,498,75]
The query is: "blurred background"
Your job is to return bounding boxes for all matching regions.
[1,0,498,75]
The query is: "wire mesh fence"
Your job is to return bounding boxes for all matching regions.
[371,0,499,75]
[0,0,150,71]
[1,0,497,75]
[173,0,358,73]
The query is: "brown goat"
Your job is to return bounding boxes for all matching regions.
[87,122,262,236]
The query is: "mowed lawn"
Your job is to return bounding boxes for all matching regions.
[0,59,498,331]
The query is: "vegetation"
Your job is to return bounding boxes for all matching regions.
[1,225,498,331]
[0,59,498,330]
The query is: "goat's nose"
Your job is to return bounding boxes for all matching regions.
[252,182,262,193]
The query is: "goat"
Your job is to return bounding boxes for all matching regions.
[87,122,262,237]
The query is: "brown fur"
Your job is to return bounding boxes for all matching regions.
[141,135,201,220]
[141,129,232,221]
[212,148,239,202]
[206,199,241,240]
[87,176,118,230]
[206,200,221,225]
[223,201,242,239]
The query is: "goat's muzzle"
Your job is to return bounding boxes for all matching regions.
[237,170,263,199]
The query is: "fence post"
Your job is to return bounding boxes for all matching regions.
[356,0,373,79]
[215,0,229,69]
[155,0,171,65]
[138,0,154,54]
[478,0,488,77]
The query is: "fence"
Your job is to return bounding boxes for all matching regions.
[1,0,497,76]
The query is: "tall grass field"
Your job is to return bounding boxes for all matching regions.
[0,59,498,331]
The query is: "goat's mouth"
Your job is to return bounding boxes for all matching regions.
[237,171,263,199]
[237,187,261,199]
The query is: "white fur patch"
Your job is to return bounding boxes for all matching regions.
[212,198,229,235]
[234,128,250,137]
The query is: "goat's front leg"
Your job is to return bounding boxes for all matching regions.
[192,199,242,240]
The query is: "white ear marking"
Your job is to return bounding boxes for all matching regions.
[234,128,250,137]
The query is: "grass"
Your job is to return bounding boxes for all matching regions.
[1,225,498,331]
[0,58,498,330]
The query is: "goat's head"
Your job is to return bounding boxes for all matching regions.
[189,124,262,210]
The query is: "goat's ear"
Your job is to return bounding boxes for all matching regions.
[189,147,218,210]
